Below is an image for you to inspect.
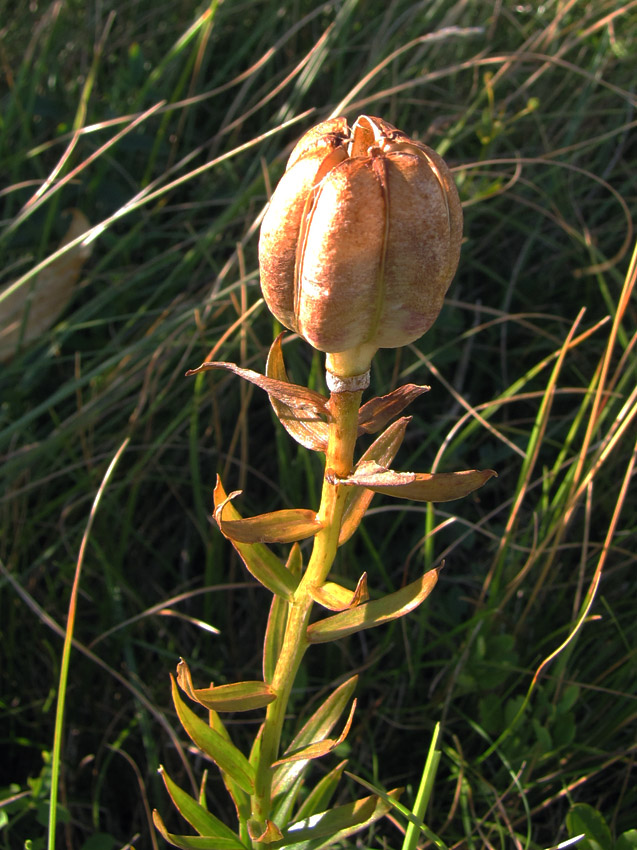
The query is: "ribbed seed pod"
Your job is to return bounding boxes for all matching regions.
[259,115,462,377]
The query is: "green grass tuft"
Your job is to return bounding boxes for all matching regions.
[1,1,635,848]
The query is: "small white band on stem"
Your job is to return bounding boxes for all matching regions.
[326,369,371,393]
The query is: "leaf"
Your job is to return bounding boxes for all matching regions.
[277,790,401,848]
[357,384,429,434]
[306,569,439,644]
[186,359,328,421]
[152,810,247,850]
[339,418,410,545]
[266,334,329,451]
[309,574,368,611]
[213,478,299,598]
[272,774,306,835]
[272,676,358,797]
[202,709,251,824]
[176,660,276,712]
[171,675,255,795]
[566,804,613,850]
[215,487,322,544]
[0,209,91,362]
[330,462,497,502]
[158,766,244,842]
[293,760,348,823]
[263,592,289,684]
[273,698,356,767]
[616,830,637,850]
[247,819,283,844]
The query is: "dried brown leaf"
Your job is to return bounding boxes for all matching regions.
[331,461,497,503]
[266,334,329,451]
[357,383,429,434]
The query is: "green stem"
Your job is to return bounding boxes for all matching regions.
[251,388,362,831]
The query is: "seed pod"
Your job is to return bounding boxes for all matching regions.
[259,115,462,377]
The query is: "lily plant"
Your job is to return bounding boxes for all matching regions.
[153,115,495,850]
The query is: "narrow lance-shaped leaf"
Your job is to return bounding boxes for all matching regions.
[170,675,256,795]
[215,488,322,545]
[357,383,429,434]
[186,359,329,421]
[277,790,402,848]
[306,569,439,644]
[272,675,358,797]
[158,766,245,844]
[152,810,247,850]
[205,706,251,826]
[177,659,276,712]
[330,462,497,503]
[273,698,356,767]
[213,477,299,599]
[293,759,348,823]
[339,417,410,545]
[266,334,329,452]
[263,548,299,683]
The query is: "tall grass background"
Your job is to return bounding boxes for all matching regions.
[1,1,635,848]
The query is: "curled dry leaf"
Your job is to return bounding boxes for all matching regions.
[1,209,91,362]
[176,659,276,712]
[339,417,410,545]
[213,477,298,599]
[186,358,329,423]
[247,818,283,843]
[272,698,356,767]
[266,334,329,452]
[215,488,323,544]
[310,573,369,611]
[330,461,497,503]
[272,675,358,797]
[357,383,429,434]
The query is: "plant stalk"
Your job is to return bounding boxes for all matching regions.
[251,388,362,830]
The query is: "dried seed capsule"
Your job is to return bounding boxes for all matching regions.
[259,115,462,377]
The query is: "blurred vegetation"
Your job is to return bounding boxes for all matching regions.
[1,1,635,849]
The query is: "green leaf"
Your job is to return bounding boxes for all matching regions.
[158,766,243,842]
[248,819,284,844]
[330,463,497,503]
[557,684,580,714]
[272,774,306,832]
[306,569,439,643]
[263,592,289,684]
[153,810,247,850]
[278,789,401,848]
[176,660,277,712]
[273,699,356,767]
[215,486,322,544]
[266,334,329,452]
[566,803,613,850]
[206,710,251,824]
[616,829,637,850]
[171,675,256,795]
[339,417,410,545]
[272,676,358,797]
[293,760,347,822]
[213,477,299,598]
